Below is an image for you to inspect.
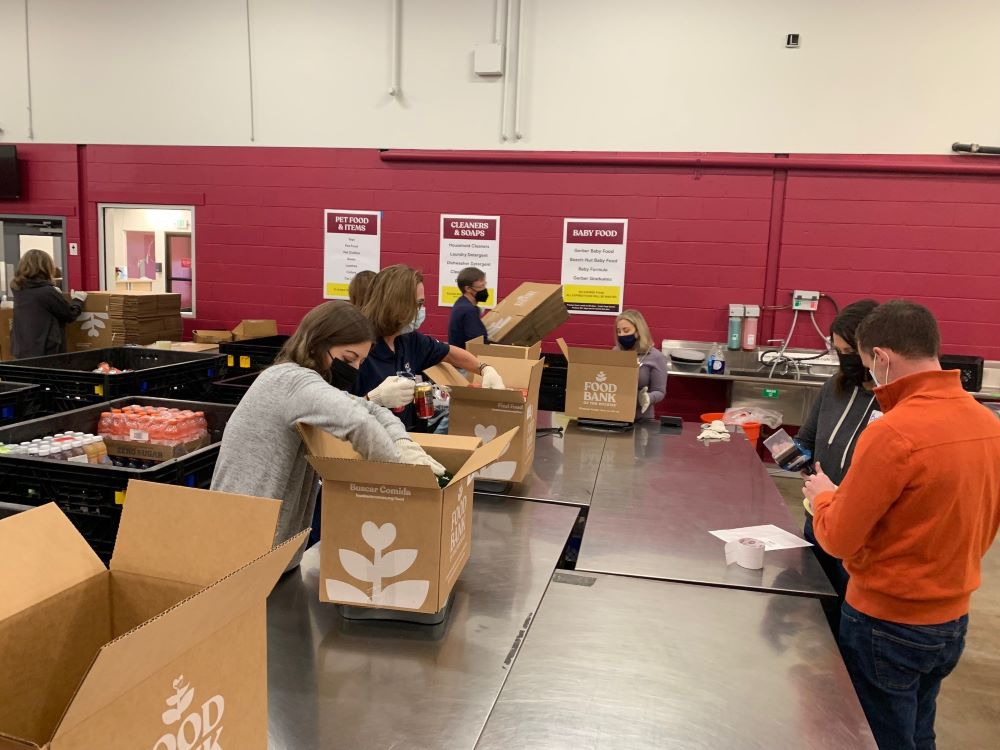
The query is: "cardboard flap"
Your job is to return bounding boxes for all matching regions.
[478,356,542,389]
[297,422,362,460]
[450,385,526,406]
[232,319,278,339]
[306,455,441,489]
[0,504,105,621]
[110,481,281,586]
[409,433,482,452]
[557,337,571,360]
[450,427,520,485]
[54,531,308,740]
[423,362,472,388]
[0,732,38,749]
[466,339,542,360]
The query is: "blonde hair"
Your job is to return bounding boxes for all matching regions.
[615,309,654,354]
[274,301,374,377]
[12,249,57,291]
[362,264,423,339]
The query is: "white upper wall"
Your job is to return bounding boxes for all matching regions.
[0,0,997,153]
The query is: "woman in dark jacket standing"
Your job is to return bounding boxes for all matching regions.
[11,249,86,358]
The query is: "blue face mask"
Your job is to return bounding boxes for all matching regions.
[400,306,426,334]
[617,334,637,350]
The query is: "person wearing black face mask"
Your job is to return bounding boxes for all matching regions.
[447,266,491,349]
[614,309,667,421]
[211,301,446,569]
[795,299,879,629]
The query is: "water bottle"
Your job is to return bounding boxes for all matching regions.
[707,344,726,375]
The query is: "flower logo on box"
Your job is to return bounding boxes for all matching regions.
[78,311,108,337]
[485,315,512,336]
[153,676,225,750]
[584,371,618,405]
[325,522,430,610]
[473,423,517,480]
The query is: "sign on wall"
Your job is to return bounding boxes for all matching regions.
[438,214,500,307]
[560,218,628,315]
[323,209,381,299]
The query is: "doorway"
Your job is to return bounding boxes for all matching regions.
[165,232,193,312]
[0,216,66,297]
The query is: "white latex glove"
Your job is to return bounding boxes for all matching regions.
[71,290,88,302]
[368,376,415,408]
[395,438,447,476]
[638,386,651,413]
[480,365,506,390]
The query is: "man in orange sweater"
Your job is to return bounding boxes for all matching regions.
[804,300,1000,750]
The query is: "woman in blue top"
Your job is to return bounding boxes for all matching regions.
[355,264,505,430]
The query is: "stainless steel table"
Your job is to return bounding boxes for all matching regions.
[476,411,608,507]
[267,497,580,750]
[577,422,835,597]
[476,572,875,749]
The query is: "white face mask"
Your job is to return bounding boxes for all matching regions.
[868,354,890,388]
[400,306,426,334]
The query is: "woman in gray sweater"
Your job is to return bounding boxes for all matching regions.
[614,310,667,420]
[211,301,444,564]
[796,300,879,613]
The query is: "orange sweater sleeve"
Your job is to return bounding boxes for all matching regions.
[812,422,912,559]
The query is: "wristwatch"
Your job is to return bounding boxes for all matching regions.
[477,362,487,375]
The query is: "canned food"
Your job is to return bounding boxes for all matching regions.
[414,382,435,419]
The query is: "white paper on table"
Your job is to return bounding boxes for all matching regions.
[709,524,812,551]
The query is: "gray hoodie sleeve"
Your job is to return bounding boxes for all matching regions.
[796,381,826,452]
[282,368,405,461]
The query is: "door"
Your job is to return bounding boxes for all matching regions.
[165,232,193,312]
[0,217,66,297]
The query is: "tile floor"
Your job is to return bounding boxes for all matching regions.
[772,476,1000,750]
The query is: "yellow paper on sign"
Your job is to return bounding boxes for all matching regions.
[227,355,235,367]
[563,284,621,305]
[240,356,251,369]
[441,287,494,306]
[326,282,349,298]
[94,385,104,396]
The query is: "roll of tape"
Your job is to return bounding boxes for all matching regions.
[725,537,765,570]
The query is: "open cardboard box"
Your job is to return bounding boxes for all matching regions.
[481,282,568,346]
[299,425,518,614]
[465,336,542,361]
[104,434,210,463]
[557,338,639,424]
[0,481,307,750]
[232,320,278,341]
[425,345,542,484]
[192,330,234,344]
[0,307,12,361]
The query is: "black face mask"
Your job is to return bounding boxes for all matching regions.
[328,357,360,391]
[473,288,490,304]
[617,334,637,350]
[837,352,868,388]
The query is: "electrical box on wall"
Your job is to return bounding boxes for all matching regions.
[792,290,820,311]
[474,43,504,76]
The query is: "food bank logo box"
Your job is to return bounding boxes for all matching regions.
[0,482,305,750]
[301,423,518,615]
[557,338,639,424]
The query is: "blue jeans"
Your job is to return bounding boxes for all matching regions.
[839,602,968,750]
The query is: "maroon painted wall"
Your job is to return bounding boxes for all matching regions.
[2,145,999,359]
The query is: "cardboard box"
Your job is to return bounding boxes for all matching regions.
[557,338,639,424]
[104,435,210,463]
[66,292,184,351]
[0,306,12,361]
[426,348,543,483]
[192,330,235,344]
[465,336,542,361]
[0,480,307,750]
[146,341,220,354]
[232,320,278,341]
[299,425,518,614]
[481,282,569,346]
[65,293,118,351]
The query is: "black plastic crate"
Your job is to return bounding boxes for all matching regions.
[219,335,289,372]
[0,396,235,559]
[0,380,42,425]
[209,370,260,405]
[0,347,226,413]
[540,352,568,413]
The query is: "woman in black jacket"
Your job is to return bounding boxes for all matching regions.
[11,249,86,358]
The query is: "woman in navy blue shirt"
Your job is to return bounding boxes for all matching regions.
[355,264,505,430]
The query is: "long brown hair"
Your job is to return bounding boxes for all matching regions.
[362,264,423,339]
[11,249,57,291]
[274,301,375,377]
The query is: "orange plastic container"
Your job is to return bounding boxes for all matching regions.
[741,421,762,446]
[700,412,725,424]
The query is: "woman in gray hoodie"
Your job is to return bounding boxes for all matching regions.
[796,299,879,611]
[211,301,445,567]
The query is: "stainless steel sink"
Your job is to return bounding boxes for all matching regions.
[727,367,828,384]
